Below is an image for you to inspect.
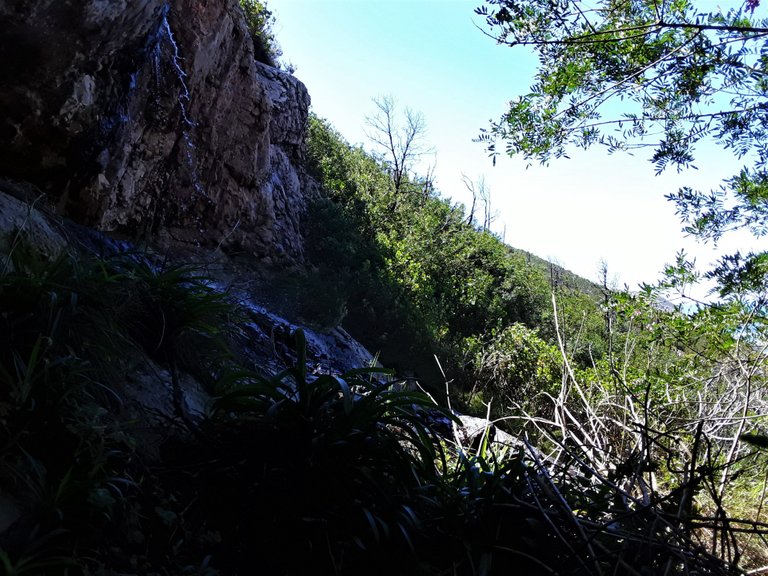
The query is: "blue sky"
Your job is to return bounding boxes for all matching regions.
[272,0,761,291]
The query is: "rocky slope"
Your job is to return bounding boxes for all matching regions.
[0,0,516,440]
[0,0,310,264]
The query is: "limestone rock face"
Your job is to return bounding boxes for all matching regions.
[0,0,310,264]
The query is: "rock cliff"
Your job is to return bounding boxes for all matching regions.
[0,8,526,570]
[0,0,309,264]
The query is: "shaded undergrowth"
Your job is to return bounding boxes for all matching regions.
[0,241,740,575]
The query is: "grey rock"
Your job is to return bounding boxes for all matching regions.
[455,414,523,452]
[0,185,66,273]
[0,0,310,264]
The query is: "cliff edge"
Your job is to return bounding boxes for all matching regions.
[0,0,310,264]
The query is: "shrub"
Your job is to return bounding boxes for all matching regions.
[464,323,562,421]
[239,0,282,67]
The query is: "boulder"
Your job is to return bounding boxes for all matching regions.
[0,182,67,272]
[455,414,523,452]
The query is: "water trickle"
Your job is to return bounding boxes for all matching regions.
[116,71,140,126]
[98,69,139,143]
[154,4,193,128]
[150,3,212,207]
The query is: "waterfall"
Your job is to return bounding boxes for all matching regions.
[151,3,210,205]
[154,3,192,127]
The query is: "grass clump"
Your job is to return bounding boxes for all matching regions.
[199,332,452,574]
[0,241,237,573]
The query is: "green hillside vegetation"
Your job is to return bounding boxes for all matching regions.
[298,114,768,570]
[238,0,282,67]
[301,115,611,420]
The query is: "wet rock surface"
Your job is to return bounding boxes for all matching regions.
[0,0,310,264]
[0,188,374,424]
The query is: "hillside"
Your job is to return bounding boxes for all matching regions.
[298,114,608,414]
[0,1,765,574]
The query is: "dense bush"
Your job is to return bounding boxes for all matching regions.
[239,0,282,67]
[464,323,562,420]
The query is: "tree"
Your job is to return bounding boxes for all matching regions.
[462,173,495,230]
[365,95,432,194]
[475,0,768,294]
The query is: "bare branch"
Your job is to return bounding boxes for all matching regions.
[365,95,432,194]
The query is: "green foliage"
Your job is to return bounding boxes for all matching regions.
[204,330,455,571]
[0,251,137,573]
[0,241,242,573]
[465,11,768,561]
[118,260,237,385]
[238,0,282,67]
[464,323,561,419]
[305,114,590,395]
[477,0,768,169]
[549,280,768,569]
[543,277,609,367]
[476,0,768,294]
[0,238,749,574]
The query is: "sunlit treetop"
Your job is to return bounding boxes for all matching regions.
[477,0,768,169]
[477,0,768,297]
